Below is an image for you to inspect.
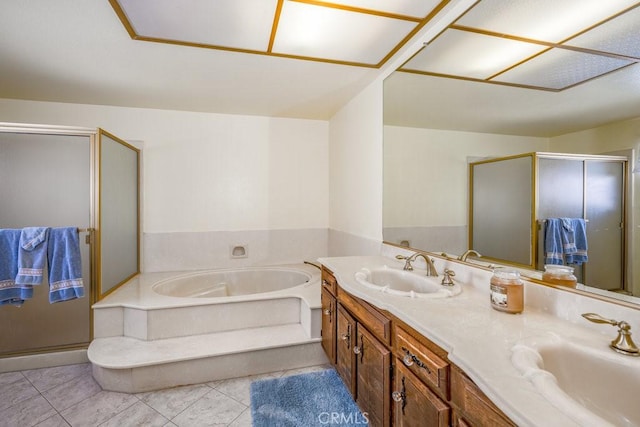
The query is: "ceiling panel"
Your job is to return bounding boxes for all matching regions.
[403,29,546,79]
[273,2,417,64]
[118,0,278,51]
[567,6,640,59]
[399,1,640,91]
[493,48,633,90]
[455,0,639,43]
[310,0,444,18]
[111,0,451,67]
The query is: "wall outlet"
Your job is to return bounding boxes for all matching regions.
[230,244,248,259]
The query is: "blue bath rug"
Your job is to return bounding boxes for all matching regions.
[250,369,368,426]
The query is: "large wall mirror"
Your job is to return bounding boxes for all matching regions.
[382,0,640,307]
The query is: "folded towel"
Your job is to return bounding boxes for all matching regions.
[544,218,588,266]
[15,227,49,285]
[565,218,588,265]
[47,227,84,303]
[544,219,564,265]
[0,229,33,306]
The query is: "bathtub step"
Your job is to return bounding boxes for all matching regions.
[89,323,327,393]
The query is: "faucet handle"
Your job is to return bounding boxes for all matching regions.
[395,254,413,271]
[441,269,455,286]
[582,312,619,326]
[582,313,640,357]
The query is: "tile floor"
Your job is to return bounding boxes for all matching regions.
[0,362,330,427]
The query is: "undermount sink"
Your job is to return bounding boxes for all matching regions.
[354,266,462,298]
[512,333,640,427]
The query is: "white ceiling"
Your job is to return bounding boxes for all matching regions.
[1,0,640,138]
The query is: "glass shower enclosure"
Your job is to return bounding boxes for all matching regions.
[0,124,139,357]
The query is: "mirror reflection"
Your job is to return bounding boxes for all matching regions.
[383,70,640,304]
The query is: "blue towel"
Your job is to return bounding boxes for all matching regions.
[47,227,84,303]
[565,218,588,265]
[0,229,33,306]
[16,227,49,285]
[544,219,564,265]
[544,218,588,265]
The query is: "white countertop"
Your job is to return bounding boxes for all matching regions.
[318,254,638,427]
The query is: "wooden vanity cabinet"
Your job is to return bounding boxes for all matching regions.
[355,325,391,427]
[336,304,357,395]
[393,362,450,427]
[336,285,392,427]
[321,286,336,364]
[450,367,515,427]
[321,267,338,364]
[320,267,515,427]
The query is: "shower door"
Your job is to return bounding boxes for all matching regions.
[0,132,92,355]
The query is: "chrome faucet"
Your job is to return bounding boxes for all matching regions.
[582,313,640,357]
[395,253,439,277]
[458,249,482,262]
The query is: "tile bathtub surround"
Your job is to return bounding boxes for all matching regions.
[143,228,328,272]
[0,362,330,427]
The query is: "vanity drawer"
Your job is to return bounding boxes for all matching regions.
[337,287,391,346]
[321,267,337,296]
[395,326,449,398]
[450,367,515,427]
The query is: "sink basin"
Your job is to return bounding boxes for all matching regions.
[512,333,640,427]
[354,266,461,298]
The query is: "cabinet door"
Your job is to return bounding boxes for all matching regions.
[451,367,515,427]
[356,327,391,427]
[321,287,336,364]
[393,362,450,427]
[336,304,357,396]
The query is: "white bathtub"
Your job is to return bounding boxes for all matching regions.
[90,263,326,392]
[153,267,312,298]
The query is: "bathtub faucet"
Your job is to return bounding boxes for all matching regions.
[303,261,321,270]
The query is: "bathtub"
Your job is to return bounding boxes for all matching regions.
[90,263,327,392]
[153,267,313,298]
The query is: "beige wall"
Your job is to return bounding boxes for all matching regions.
[383,126,548,228]
[328,80,384,244]
[0,98,329,233]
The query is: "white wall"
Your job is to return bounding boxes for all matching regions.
[327,80,384,255]
[382,126,548,252]
[384,126,548,228]
[0,98,330,270]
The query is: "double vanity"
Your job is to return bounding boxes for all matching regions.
[319,250,640,427]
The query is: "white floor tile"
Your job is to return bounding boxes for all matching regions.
[59,390,138,427]
[0,375,40,411]
[171,389,247,427]
[23,364,91,393]
[35,413,71,427]
[214,372,283,406]
[0,394,56,427]
[42,372,102,412]
[138,383,212,420]
[99,401,169,427]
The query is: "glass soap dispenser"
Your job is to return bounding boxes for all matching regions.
[490,267,524,314]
